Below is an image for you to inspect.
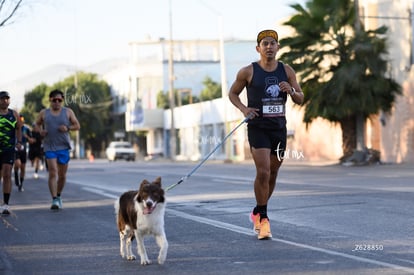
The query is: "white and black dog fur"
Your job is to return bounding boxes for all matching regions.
[114,177,168,265]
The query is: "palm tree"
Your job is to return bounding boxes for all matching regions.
[280,0,401,159]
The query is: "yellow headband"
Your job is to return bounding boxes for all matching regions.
[257,30,278,44]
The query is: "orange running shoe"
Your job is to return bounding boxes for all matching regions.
[258,218,272,240]
[250,212,261,233]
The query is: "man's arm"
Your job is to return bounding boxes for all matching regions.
[14,110,22,146]
[285,64,304,105]
[35,109,47,136]
[229,65,259,118]
[67,108,80,131]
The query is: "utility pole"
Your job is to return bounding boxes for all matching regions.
[218,16,231,161]
[74,72,81,159]
[168,0,176,160]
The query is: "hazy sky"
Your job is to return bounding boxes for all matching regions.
[0,0,305,82]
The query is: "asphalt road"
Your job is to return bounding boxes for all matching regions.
[1,159,413,274]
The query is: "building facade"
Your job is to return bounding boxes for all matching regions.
[360,0,414,163]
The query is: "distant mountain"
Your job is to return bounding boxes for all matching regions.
[1,57,129,110]
[84,57,129,75]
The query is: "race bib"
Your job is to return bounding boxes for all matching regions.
[262,98,285,117]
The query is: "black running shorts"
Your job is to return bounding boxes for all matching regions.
[247,125,287,156]
[15,149,27,164]
[0,150,15,166]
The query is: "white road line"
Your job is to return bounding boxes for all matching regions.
[82,187,119,199]
[167,208,414,274]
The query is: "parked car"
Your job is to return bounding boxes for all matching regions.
[105,141,136,161]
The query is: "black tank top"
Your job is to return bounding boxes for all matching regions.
[247,61,288,129]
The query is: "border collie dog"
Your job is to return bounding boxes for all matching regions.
[115,177,168,265]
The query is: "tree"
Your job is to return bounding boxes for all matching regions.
[280,0,401,159]
[156,90,200,109]
[199,76,221,101]
[0,0,24,28]
[21,72,113,157]
[50,72,113,156]
[157,90,170,109]
[19,82,48,124]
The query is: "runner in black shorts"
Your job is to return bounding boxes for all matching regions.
[0,91,23,215]
[229,30,304,239]
[28,123,44,179]
[14,115,30,191]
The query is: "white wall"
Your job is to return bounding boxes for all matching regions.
[163,97,343,162]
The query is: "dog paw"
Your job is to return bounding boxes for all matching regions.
[140,259,152,265]
[126,255,136,261]
[158,257,166,265]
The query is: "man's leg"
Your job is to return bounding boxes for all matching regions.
[251,147,271,207]
[33,157,40,178]
[57,163,68,196]
[2,163,13,214]
[18,154,27,191]
[14,158,21,187]
[268,154,283,200]
[251,147,274,239]
[55,150,70,209]
[47,158,58,197]
[20,160,26,182]
[34,157,40,173]
[46,157,60,209]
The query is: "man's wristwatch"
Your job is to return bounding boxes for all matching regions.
[290,87,296,96]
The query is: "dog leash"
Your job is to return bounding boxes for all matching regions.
[165,115,251,192]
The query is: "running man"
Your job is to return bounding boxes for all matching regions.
[35,89,80,210]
